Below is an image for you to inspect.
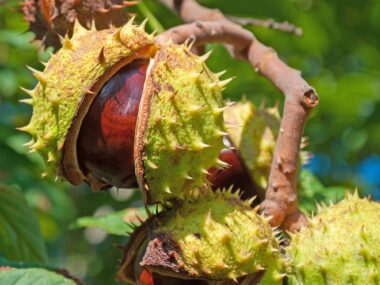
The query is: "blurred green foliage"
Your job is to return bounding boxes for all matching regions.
[0,0,379,284]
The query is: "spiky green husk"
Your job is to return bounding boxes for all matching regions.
[224,100,279,199]
[20,19,156,182]
[142,189,284,282]
[135,45,226,204]
[286,192,380,285]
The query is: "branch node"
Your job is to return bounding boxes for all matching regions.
[302,88,319,109]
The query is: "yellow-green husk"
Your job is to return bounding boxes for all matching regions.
[136,44,226,204]
[286,192,380,285]
[143,189,284,282]
[224,100,279,198]
[20,19,156,186]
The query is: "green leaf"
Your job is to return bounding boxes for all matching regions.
[71,207,151,236]
[0,268,77,285]
[0,185,48,264]
[137,1,165,33]
[0,257,52,270]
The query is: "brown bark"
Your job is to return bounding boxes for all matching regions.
[157,0,319,231]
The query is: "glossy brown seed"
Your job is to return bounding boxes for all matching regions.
[77,59,148,188]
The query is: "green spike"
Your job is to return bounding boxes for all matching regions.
[19,98,33,105]
[216,261,229,269]
[218,77,234,88]
[31,139,44,151]
[215,70,227,78]
[139,18,148,30]
[17,124,33,133]
[237,252,251,263]
[47,151,56,163]
[20,87,35,97]
[255,264,265,271]
[23,139,35,147]
[247,196,256,206]
[198,50,213,62]
[120,15,135,35]
[72,18,87,35]
[164,186,172,194]
[214,129,228,137]
[192,141,210,150]
[146,160,158,169]
[112,28,121,41]
[59,34,73,49]
[183,37,195,51]
[216,158,230,168]
[90,19,96,31]
[149,29,157,38]
[184,174,194,180]
[26,66,46,84]
[213,106,228,116]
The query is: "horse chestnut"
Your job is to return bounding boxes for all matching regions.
[21,20,230,205]
[117,189,285,284]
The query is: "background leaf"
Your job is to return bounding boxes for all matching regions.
[0,268,77,285]
[71,207,150,236]
[0,185,48,264]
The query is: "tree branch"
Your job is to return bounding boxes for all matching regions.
[157,1,319,232]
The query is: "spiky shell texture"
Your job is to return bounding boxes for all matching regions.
[224,100,279,199]
[140,189,284,283]
[20,19,157,187]
[135,45,227,204]
[21,0,134,49]
[286,192,380,285]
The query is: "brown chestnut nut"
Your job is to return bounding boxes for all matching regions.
[208,147,258,202]
[77,59,148,188]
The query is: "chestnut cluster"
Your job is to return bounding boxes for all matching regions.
[20,20,274,284]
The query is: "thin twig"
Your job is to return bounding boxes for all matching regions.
[157,0,319,232]
[159,0,302,35]
[228,16,303,36]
